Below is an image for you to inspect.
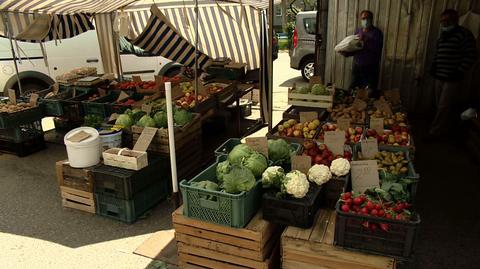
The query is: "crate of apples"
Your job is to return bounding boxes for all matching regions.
[276,119,320,139]
[302,140,352,166]
[176,92,208,109]
[366,129,409,146]
[318,123,364,144]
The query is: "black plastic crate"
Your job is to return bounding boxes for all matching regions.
[0,133,45,157]
[282,106,327,121]
[0,120,43,143]
[322,174,349,207]
[262,184,323,228]
[92,154,169,200]
[95,179,168,223]
[334,176,420,260]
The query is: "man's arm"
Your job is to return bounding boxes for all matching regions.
[458,30,478,74]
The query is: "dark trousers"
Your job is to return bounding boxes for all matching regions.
[350,63,380,93]
[430,79,461,136]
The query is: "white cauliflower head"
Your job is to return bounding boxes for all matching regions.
[308,164,332,185]
[282,170,310,199]
[261,166,285,189]
[330,158,351,176]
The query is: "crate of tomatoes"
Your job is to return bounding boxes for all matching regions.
[335,175,420,260]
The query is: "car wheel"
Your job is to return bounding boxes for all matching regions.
[301,60,315,81]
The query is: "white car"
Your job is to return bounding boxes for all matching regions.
[0,30,180,96]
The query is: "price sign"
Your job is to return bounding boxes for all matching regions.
[291,155,312,174]
[351,160,380,193]
[324,130,345,156]
[245,137,269,158]
[299,111,318,123]
[337,117,350,131]
[132,75,142,82]
[7,89,16,104]
[67,130,91,143]
[370,117,384,135]
[29,93,39,106]
[133,127,157,152]
[142,103,153,114]
[116,91,129,102]
[360,139,379,159]
[108,113,119,122]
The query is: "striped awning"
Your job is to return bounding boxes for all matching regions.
[0,12,94,42]
[0,0,137,14]
[131,4,211,70]
[125,2,261,69]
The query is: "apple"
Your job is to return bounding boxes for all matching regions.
[308,148,318,156]
[355,127,363,134]
[303,140,315,150]
[394,134,403,143]
[354,134,361,143]
[315,155,323,164]
[293,130,302,137]
[318,144,327,151]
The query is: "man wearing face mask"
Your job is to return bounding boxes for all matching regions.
[429,9,477,139]
[343,10,384,95]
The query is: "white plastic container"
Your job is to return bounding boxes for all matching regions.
[64,127,101,168]
[99,129,122,152]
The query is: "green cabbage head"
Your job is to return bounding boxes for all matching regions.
[228,144,254,165]
[268,139,292,165]
[153,111,168,128]
[242,152,268,178]
[222,165,256,194]
[115,114,133,128]
[174,109,193,126]
[137,115,156,127]
[216,160,231,184]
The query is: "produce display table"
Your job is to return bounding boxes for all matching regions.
[281,209,396,269]
[173,206,281,269]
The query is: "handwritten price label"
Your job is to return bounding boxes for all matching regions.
[360,139,379,159]
[291,155,312,174]
[245,137,269,158]
[370,117,384,135]
[351,160,380,193]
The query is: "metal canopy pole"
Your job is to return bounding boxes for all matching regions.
[194,0,199,106]
[2,12,23,95]
[267,0,273,130]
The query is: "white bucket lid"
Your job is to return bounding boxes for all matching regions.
[64,127,100,146]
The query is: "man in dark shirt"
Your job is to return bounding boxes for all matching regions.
[429,9,477,137]
[342,10,384,94]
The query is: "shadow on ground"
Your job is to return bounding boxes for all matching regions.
[0,144,175,248]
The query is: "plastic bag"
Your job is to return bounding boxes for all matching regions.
[334,35,363,53]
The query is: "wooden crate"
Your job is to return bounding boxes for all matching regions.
[282,209,396,269]
[173,206,281,269]
[131,113,202,154]
[55,160,95,192]
[288,88,335,109]
[102,148,148,170]
[60,186,95,214]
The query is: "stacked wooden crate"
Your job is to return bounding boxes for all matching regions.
[281,209,396,269]
[173,207,281,269]
[55,160,96,213]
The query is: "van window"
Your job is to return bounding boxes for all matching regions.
[303,18,317,35]
[119,36,155,57]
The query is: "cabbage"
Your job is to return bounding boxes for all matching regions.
[191,180,220,201]
[174,109,193,126]
[222,165,256,194]
[115,114,134,128]
[242,152,268,178]
[124,108,132,116]
[132,110,147,123]
[153,111,168,128]
[228,144,254,165]
[311,84,328,95]
[137,115,156,127]
[296,86,309,94]
[216,160,231,184]
[268,139,292,165]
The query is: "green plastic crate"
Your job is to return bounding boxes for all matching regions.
[0,120,43,143]
[180,155,262,228]
[82,92,120,118]
[0,106,44,129]
[95,179,168,223]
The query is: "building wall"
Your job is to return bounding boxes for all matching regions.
[325,0,480,114]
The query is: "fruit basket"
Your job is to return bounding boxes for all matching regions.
[262,184,323,228]
[334,176,420,260]
[288,84,335,109]
[179,155,262,228]
[267,118,321,144]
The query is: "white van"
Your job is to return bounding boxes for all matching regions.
[0,30,180,96]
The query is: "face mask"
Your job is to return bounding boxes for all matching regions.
[361,19,371,28]
[441,25,455,32]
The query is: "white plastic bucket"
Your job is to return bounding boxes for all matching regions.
[99,129,123,152]
[64,127,101,168]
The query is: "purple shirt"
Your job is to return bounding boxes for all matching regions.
[353,27,383,66]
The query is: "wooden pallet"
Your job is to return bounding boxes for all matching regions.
[281,209,396,269]
[55,160,95,192]
[60,186,95,214]
[173,206,281,269]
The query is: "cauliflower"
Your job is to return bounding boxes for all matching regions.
[330,158,351,176]
[282,170,310,199]
[261,166,285,189]
[308,164,332,185]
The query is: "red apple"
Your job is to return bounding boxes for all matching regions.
[355,126,363,134]
[315,155,323,164]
